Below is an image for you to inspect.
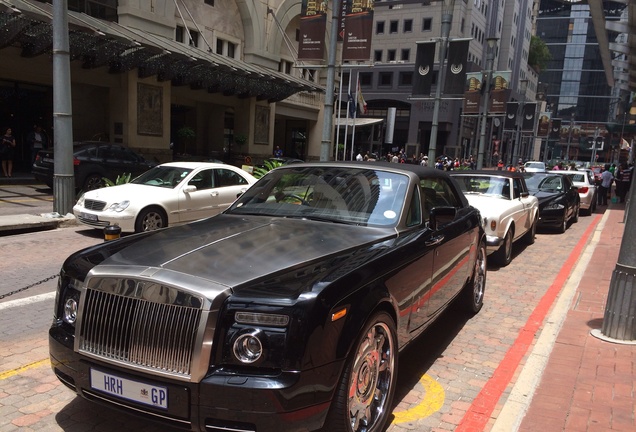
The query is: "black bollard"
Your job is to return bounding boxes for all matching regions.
[104,224,121,241]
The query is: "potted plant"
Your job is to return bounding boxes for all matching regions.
[177,126,196,155]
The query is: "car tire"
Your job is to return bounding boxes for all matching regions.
[321,311,397,432]
[135,206,167,232]
[459,240,486,314]
[572,204,579,223]
[83,174,103,191]
[493,228,513,266]
[558,215,568,233]
[522,217,537,245]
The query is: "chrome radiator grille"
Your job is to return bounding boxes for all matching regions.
[78,286,202,379]
[84,199,106,211]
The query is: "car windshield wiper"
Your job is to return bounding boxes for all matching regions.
[283,214,354,225]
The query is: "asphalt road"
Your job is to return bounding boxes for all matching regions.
[0,185,604,431]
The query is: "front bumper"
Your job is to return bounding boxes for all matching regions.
[485,235,503,254]
[49,324,335,432]
[73,206,135,232]
[537,209,566,228]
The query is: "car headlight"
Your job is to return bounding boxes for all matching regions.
[233,330,264,364]
[544,202,564,210]
[76,194,85,207]
[107,200,130,212]
[56,276,82,327]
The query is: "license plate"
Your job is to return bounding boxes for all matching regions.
[80,212,98,221]
[90,369,168,409]
[43,157,54,164]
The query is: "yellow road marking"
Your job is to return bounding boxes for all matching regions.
[0,359,50,380]
[391,374,445,424]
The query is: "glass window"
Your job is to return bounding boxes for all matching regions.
[359,72,372,85]
[390,21,398,33]
[379,72,393,86]
[388,50,396,61]
[374,50,383,62]
[404,19,413,33]
[376,21,385,34]
[401,48,410,61]
[216,169,249,187]
[422,18,432,31]
[189,169,215,190]
[399,71,412,86]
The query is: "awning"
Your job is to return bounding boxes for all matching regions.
[0,0,323,102]
[336,118,384,127]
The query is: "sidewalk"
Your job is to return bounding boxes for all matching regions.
[0,170,76,232]
[502,201,635,431]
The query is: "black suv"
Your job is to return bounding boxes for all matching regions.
[33,141,157,191]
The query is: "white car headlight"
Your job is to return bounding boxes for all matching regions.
[107,200,130,212]
[544,203,564,210]
[76,194,85,207]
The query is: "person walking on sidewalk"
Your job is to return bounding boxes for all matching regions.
[597,164,613,206]
[615,163,633,203]
[1,127,17,178]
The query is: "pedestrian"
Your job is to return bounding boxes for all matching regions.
[26,124,49,166]
[1,127,17,178]
[597,164,613,206]
[356,151,363,161]
[497,159,504,170]
[273,146,283,158]
[616,163,633,203]
[420,155,428,167]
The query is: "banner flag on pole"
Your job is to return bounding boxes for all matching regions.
[444,39,470,95]
[412,41,436,96]
[537,112,551,136]
[550,119,562,139]
[489,71,511,114]
[348,93,356,118]
[504,102,518,130]
[342,0,375,61]
[521,103,537,132]
[297,0,327,60]
[463,72,483,115]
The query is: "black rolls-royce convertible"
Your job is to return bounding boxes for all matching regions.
[49,162,487,432]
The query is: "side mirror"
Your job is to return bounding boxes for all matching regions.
[429,206,456,230]
[183,185,197,193]
[520,192,529,198]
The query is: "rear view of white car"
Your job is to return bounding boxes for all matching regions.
[524,161,547,172]
[74,162,256,232]
[551,169,597,215]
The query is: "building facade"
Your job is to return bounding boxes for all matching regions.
[0,0,323,174]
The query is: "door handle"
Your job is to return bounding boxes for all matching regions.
[425,235,444,246]
[211,191,219,197]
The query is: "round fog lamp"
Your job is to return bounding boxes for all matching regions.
[63,298,78,324]
[233,332,263,364]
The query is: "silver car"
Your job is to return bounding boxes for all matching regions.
[549,169,597,215]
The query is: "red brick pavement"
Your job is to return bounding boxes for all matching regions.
[518,203,636,432]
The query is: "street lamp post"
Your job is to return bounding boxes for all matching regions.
[510,79,528,166]
[565,112,575,161]
[476,37,498,169]
[319,0,341,161]
[428,0,456,162]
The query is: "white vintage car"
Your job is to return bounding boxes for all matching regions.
[451,170,539,266]
[74,162,257,233]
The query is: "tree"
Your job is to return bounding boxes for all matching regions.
[528,36,551,72]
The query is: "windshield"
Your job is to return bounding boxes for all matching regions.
[452,175,510,199]
[525,174,563,192]
[131,166,193,188]
[226,166,410,227]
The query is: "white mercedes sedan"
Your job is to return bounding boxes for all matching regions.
[451,170,539,266]
[73,162,257,233]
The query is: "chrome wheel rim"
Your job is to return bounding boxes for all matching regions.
[348,322,395,432]
[504,231,512,262]
[141,212,164,231]
[473,244,486,305]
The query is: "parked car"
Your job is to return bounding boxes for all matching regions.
[50,162,486,432]
[451,170,539,266]
[73,162,256,233]
[32,141,157,191]
[524,172,580,233]
[524,161,547,172]
[552,169,597,215]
